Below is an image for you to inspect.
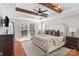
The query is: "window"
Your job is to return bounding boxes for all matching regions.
[20,23,28,37]
[20,21,36,37]
[29,23,35,36]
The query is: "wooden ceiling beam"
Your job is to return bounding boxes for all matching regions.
[39,3,62,13]
[16,7,48,17]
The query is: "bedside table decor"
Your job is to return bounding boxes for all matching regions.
[69,28,77,37]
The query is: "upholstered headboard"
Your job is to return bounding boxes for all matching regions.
[45,23,67,37]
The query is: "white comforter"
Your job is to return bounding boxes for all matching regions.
[32,34,65,53]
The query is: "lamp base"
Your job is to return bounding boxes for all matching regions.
[71,32,74,37]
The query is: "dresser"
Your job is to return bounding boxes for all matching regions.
[0,34,14,56]
[65,36,79,51]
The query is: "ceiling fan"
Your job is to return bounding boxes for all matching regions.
[33,8,48,16]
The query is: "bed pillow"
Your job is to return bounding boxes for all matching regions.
[51,30,55,36]
[55,30,60,36]
[44,30,60,36]
[45,30,51,35]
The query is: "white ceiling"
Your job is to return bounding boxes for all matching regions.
[16,3,79,20]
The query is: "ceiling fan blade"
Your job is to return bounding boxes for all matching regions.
[33,9,38,12]
[41,10,48,12]
[41,13,48,17]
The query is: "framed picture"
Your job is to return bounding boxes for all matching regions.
[0,17,3,27]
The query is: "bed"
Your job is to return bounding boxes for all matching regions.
[31,34,66,53]
[31,23,67,53]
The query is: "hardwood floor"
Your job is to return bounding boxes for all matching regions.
[66,48,79,56]
[14,41,26,56]
[14,41,79,56]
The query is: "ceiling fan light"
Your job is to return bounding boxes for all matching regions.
[38,13,41,16]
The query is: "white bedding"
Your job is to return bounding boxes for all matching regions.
[31,34,66,53]
[40,34,65,45]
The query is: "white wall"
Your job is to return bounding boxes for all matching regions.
[43,12,79,37]
[0,3,15,19]
[0,3,15,34]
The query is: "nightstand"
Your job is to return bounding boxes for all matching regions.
[65,36,79,51]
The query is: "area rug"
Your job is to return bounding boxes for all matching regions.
[21,40,70,56]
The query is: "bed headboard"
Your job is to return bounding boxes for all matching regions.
[45,23,67,37]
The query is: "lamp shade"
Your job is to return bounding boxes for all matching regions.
[69,28,76,32]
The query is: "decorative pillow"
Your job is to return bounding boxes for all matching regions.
[44,30,60,36]
[44,30,48,34]
[50,30,54,35]
[55,30,60,36]
[52,30,56,36]
[47,30,51,35]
